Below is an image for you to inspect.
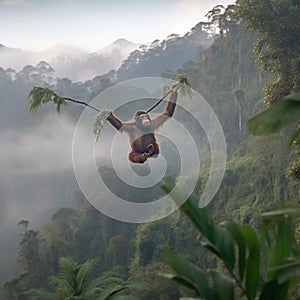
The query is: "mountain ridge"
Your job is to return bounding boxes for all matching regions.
[0,39,140,82]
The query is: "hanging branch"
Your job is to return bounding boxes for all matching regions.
[28,87,100,114]
[28,86,108,143]
[28,74,192,143]
[147,73,192,113]
[63,97,100,112]
[146,90,172,113]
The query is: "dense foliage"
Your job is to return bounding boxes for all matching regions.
[2,3,300,300]
[162,177,300,300]
[236,0,300,105]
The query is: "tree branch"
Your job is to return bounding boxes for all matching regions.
[63,97,100,112]
[146,90,172,113]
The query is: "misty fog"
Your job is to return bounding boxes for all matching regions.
[0,40,139,82]
[0,20,216,291]
[0,114,78,284]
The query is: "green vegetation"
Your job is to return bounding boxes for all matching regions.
[248,93,300,145]
[28,87,68,114]
[236,0,300,105]
[3,2,300,300]
[162,177,300,300]
[25,257,145,300]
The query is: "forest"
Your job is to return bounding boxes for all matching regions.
[2,1,300,299]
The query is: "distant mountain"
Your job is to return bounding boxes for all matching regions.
[0,44,38,71]
[95,38,140,56]
[116,22,216,81]
[0,22,213,83]
[0,39,140,82]
[48,40,139,82]
[0,19,216,86]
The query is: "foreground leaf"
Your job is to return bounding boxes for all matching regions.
[224,222,247,281]
[163,247,213,299]
[211,271,234,300]
[248,93,300,145]
[240,225,260,300]
[259,280,289,300]
[248,97,300,136]
[161,176,235,271]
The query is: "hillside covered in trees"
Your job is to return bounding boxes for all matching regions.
[1,1,300,299]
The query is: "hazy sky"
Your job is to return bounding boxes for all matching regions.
[0,0,234,52]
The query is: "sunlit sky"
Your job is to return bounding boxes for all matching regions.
[0,0,234,52]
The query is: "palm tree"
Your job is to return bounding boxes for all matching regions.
[25,257,144,300]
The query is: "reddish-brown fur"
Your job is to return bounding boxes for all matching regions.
[107,87,178,163]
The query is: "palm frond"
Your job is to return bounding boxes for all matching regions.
[49,257,78,292]
[176,73,192,98]
[28,87,67,114]
[93,110,112,143]
[76,258,98,294]
[23,288,58,300]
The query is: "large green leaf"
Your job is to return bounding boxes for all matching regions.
[285,93,300,101]
[239,225,260,300]
[270,261,300,284]
[247,96,300,135]
[211,271,234,300]
[181,198,216,242]
[261,209,295,280]
[201,227,235,271]
[162,273,196,290]
[224,222,247,281]
[182,197,236,269]
[267,218,293,279]
[161,177,235,270]
[162,177,236,274]
[161,176,215,242]
[162,247,214,299]
[162,273,200,296]
[259,280,289,300]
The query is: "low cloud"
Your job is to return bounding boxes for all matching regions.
[0,114,75,176]
[0,113,80,286]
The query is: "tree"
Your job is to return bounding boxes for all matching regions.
[236,0,300,105]
[25,257,145,300]
[3,221,42,300]
[205,5,226,36]
[237,1,300,183]
[161,72,300,299]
